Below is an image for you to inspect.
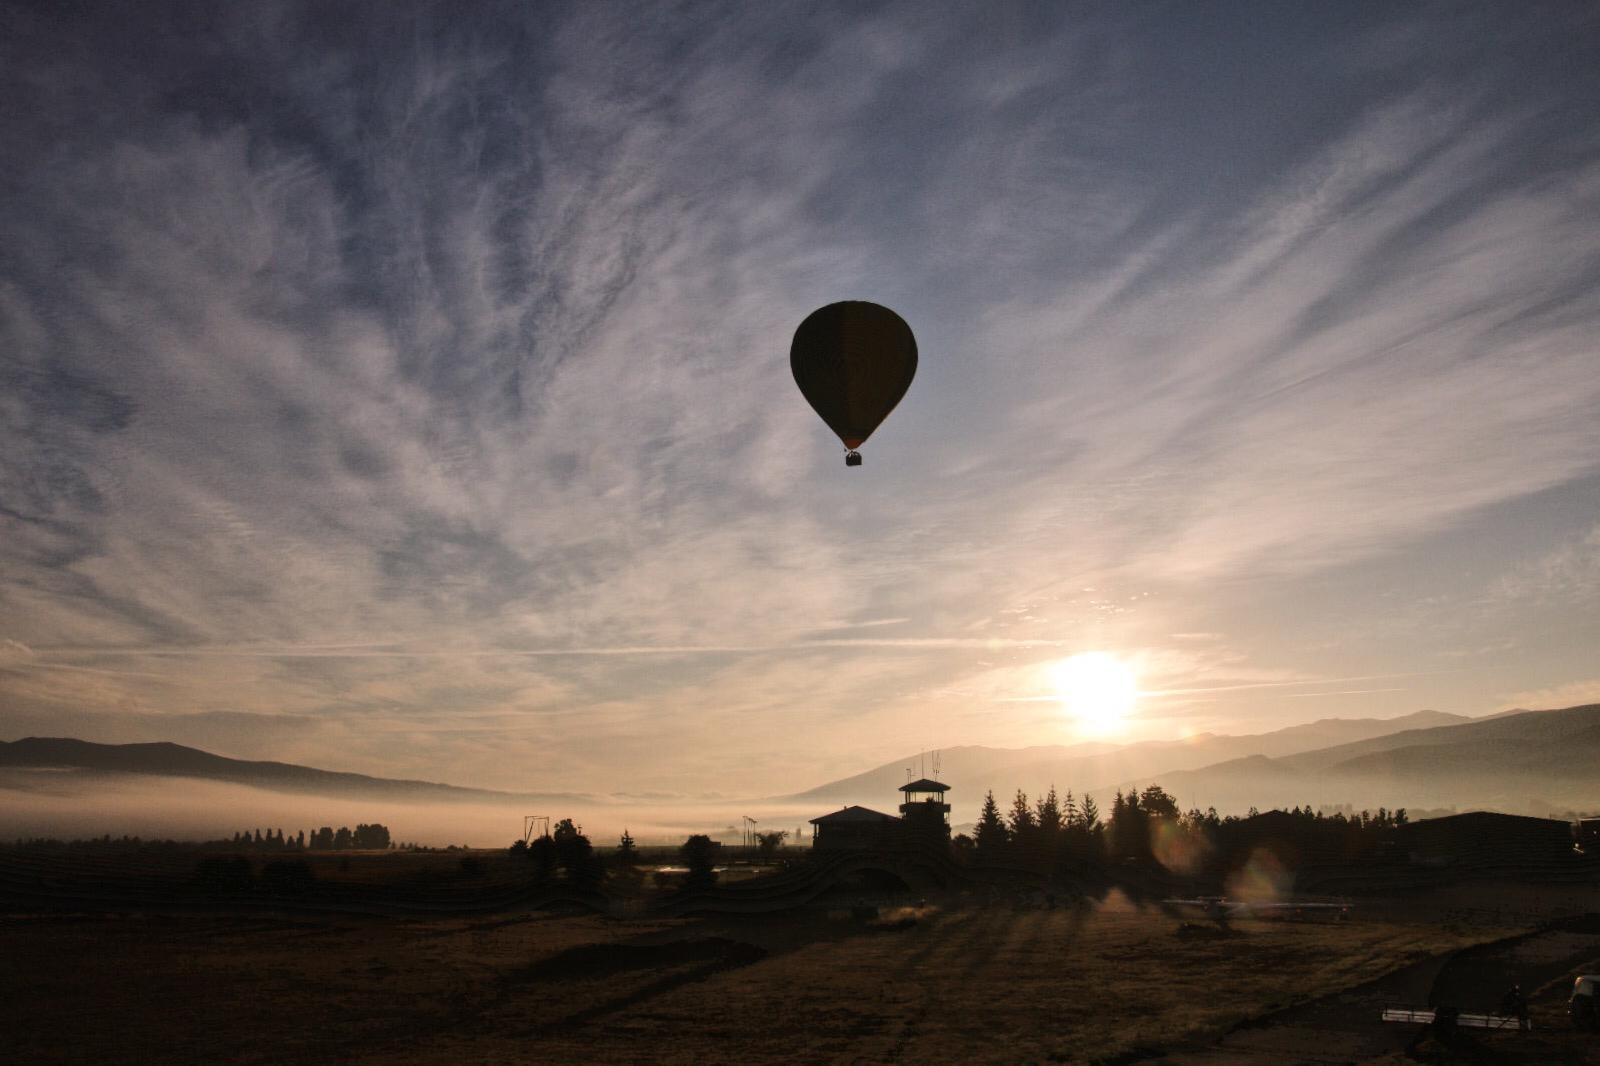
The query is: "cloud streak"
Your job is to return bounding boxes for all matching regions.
[3,4,1598,796]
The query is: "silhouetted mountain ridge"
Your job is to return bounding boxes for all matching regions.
[0,737,591,804]
[1105,704,1600,816]
[781,709,1470,805]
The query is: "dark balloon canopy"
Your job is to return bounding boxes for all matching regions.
[790,301,917,463]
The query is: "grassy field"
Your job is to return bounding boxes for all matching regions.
[0,897,1524,1065]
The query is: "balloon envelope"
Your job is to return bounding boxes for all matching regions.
[790,301,917,451]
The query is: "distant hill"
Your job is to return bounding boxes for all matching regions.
[780,709,1469,809]
[1101,704,1600,816]
[0,737,591,805]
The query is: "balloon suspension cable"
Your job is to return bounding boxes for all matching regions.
[845,450,862,467]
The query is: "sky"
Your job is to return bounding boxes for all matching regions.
[3,3,1599,799]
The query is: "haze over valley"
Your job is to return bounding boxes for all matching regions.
[8,703,1594,847]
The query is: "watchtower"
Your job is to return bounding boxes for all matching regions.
[899,778,951,842]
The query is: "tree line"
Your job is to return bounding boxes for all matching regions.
[961,783,1409,875]
[215,823,394,851]
[506,822,734,893]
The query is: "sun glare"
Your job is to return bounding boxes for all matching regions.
[1051,652,1138,735]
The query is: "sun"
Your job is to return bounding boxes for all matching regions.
[1050,652,1138,735]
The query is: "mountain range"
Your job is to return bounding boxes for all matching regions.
[779,709,1471,805]
[0,737,588,805]
[1133,703,1600,816]
[4,704,1597,819]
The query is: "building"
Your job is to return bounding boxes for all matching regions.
[899,778,952,843]
[808,805,901,851]
[809,778,953,851]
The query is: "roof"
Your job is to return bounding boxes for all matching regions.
[899,778,950,793]
[810,805,900,826]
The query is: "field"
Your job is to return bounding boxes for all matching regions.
[7,891,1584,1065]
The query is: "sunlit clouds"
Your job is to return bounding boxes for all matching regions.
[2,6,1599,796]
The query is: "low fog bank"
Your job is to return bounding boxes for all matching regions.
[0,771,822,848]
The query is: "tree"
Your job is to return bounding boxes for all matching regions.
[333,827,353,850]
[1079,793,1100,834]
[1139,784,1179,820]
[1008,789,1037,845]
[974,790,1009,860]
[1111,789,1149,859]
[680,834,718,890]
[1036,787,1063,839]
[551,818,602,889]
[616,829,638,867]
[754,830,788,860]
[528,835,557,884]
[352,823,390,850]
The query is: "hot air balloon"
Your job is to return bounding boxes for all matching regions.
[790,301,917,467]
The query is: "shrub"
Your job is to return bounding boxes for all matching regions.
[680,834,718,890]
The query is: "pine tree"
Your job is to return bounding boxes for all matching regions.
[1036,787,1063,839]
[1079,793,1100,832]
[1112,788,1149,859]
[974,790,1009,860]
[1030,786,1063,871]
[1075,792,1104,865]
[1008,789,1036,839]
[617,829,638,867]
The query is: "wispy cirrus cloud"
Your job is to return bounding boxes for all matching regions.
[3,5,1598,795]
[1502,679,1600,712]
[1494,524,1600,604]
